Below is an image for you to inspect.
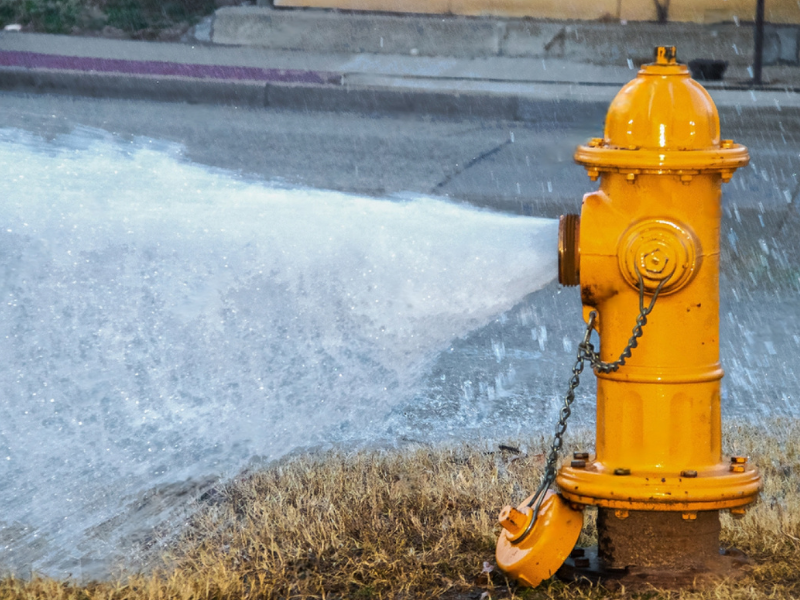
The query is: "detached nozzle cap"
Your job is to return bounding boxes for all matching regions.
[496,491,584,588]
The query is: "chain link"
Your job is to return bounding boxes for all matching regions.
[582,271,671,374]
[515,271,671,543]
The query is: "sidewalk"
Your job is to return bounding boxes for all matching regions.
[2,14,800,120]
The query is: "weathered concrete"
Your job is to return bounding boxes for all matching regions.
[211,5,800,66]
[0,68,269,106]
[2,31,800,121]
[269,0,800,25]
[213,6,504,57]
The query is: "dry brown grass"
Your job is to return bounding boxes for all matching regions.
[1,420,798,600]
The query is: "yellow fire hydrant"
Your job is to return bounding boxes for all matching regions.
[496,46,761,588]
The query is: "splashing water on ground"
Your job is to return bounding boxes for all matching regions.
[0,129,558,578]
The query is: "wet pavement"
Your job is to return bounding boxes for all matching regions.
[0,91,796,579]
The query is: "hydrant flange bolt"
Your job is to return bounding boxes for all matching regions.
[731,456,748,464]
[573,452,589,460]
[571,459,587,468]
[614,468,631,476]
[681,470,698,478]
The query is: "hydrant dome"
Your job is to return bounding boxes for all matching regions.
[604,62,720,151]
[574,47,749,176]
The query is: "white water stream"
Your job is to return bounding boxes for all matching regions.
[0,129,558,578]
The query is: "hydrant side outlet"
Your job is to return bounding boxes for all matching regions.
[558,214,580,286]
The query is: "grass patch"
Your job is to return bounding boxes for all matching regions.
[0,0,216,37]
[1,421,798,599]
[0,0,82,34]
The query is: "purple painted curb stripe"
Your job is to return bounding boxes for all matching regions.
[0,50,341,85]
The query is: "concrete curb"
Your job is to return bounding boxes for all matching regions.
[0,68,269,106]
[263,81,609,121]
[3,65,800,119]
[0,66,612,120]
[210,5,800,67]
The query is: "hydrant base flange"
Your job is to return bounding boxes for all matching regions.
[557,462,761,511]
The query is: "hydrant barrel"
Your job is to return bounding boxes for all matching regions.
[557,47,760,513]
[496,47,762,590]
[551,47,761,587]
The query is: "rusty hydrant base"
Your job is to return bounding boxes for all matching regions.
[557,509,751,590]
[558,545,751,591]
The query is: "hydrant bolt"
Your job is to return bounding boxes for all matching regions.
[731,456,748,464]
[681,470,698,478]
[573,452,589,460]
[642,248,667,275]
[571,459,586,468]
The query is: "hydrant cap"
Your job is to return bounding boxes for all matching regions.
[604,47,719,151]
[574,46,749,174]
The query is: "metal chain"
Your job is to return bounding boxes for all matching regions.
[582,271,671,374]
[514,270,671,543]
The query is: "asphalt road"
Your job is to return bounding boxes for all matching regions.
[0,89,799,579]
[1,91,798,218]
[1,89,796,424]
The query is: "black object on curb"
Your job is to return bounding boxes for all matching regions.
[688,59,728,81]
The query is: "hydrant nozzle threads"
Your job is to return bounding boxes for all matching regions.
[558,214,580,286]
